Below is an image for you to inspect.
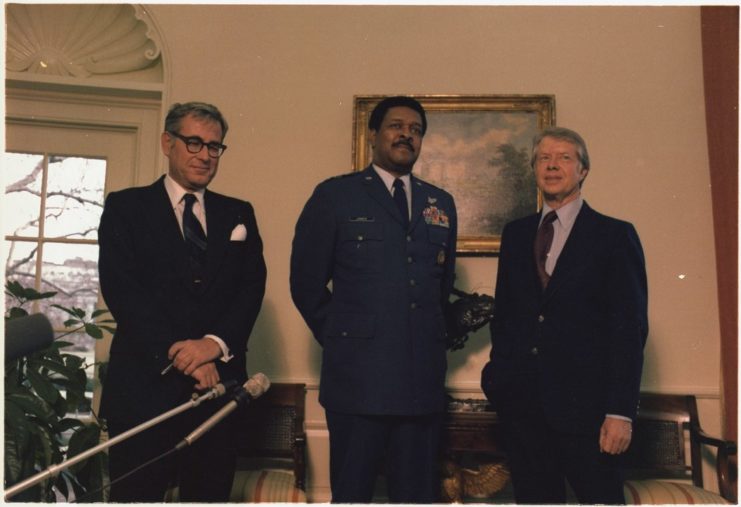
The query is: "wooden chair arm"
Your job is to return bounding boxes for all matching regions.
[692,427,737,502]
[291,434,307,490]
[694,427,737,452]
[716,448,737,503]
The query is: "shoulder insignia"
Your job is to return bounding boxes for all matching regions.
[322,171,358,184]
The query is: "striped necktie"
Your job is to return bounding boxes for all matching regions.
[534,210,557,290]
[182,193,207,284]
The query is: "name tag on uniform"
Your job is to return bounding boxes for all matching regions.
[349,216,375,222]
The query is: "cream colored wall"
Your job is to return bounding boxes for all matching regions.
[147,5,722,498]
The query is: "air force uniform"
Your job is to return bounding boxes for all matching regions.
[290,164,457,501]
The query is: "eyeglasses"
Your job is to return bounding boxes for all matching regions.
[168,131,227,158]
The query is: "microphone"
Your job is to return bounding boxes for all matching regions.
[176,373,270,451]
[196,379,238,403]
[5,313,54,362]
[4,376,240,501]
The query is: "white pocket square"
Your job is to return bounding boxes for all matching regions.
[230,223,247,241]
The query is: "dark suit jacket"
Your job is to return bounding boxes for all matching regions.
[481,202,647,434]
[290,166,457,416]
[98,176,266,426]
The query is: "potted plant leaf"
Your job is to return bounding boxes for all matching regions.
[4,280,113,502]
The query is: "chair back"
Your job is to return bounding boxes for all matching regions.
[623,393,702,486]
[234,382,307,490]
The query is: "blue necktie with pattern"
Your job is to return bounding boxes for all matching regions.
[182,193,207,285]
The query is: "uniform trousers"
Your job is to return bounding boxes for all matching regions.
[107,400,238,502]
[325,410,443,503]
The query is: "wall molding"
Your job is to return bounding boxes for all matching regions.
[265,376,720,399]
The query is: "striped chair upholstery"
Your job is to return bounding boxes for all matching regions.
[167,470,307,503]
[622,393,736,504]
[231,469,307,503]
[166,383,307,503]
[624,480,729,504]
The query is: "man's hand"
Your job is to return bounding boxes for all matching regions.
[599,417,632,454]
[168,338,221,376]
[190,362,220,390]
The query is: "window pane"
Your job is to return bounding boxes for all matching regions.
[45,156,106,239]
[3,152,43,237]
[39,242,99,329]
[4,239,39,311]
[61,331,96,378]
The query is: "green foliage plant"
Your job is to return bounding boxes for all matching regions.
[4,281,114,502]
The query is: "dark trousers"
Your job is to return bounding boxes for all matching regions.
[501,411,626,504]
[325,410,443,503]
[107,401,237,502]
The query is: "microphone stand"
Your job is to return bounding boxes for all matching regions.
[4,384,231,501]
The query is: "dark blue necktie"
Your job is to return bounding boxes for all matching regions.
[182,193,207,284]
[534,210,557,290]
[392,178,409,230]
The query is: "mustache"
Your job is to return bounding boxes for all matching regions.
[393,139,414,150]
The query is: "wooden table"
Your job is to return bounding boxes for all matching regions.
[444,399,503,455]
[441,399,510,502]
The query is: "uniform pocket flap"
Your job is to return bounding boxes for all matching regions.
[427,226,449,247]
[339,221,383,243]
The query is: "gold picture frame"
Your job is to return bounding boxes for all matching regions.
[352,94,555,254]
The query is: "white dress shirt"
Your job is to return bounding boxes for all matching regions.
[539,195,629,423]
[538,196,583,276]
[163,174,232,363]
[373,164,411,220]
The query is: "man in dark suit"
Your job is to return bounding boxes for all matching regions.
[481,127,648,504]
[98,102,266,502]
[290,96,457,503]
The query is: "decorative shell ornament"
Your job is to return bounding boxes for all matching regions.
[6,4,162,78]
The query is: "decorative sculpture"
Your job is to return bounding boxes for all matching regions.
[446,288,496,351]
[441,460,511,502]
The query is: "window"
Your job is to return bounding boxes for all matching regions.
[5,152,107,381]
[5,90,161,413]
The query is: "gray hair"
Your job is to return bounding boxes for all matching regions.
[531,126,590,171]
[164,102,229,139]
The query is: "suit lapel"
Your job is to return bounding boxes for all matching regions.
[516,214,543,295]
[148,177,192,283]
[543,204,598,301]
[360,165,407,228]
[203,191,235,292]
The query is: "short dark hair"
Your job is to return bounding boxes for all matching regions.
[368,96,427,136]
[164,102,229,139]
[531,126,590,171]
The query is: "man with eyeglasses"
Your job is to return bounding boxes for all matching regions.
[98,102,266,501]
